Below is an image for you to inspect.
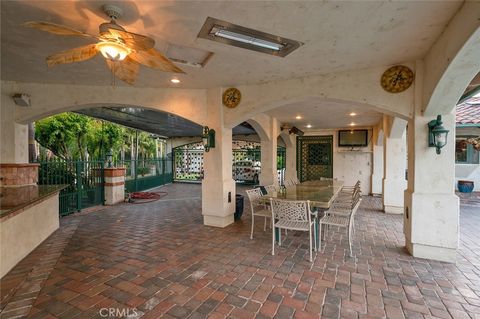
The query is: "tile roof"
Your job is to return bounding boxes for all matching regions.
[456,96,480,125]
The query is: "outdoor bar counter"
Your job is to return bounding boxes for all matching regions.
[0,185,65,278]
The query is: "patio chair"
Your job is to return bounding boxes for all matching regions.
[270,199,315,262]
[264,185,277,194]
[339,180,361,195]
[319,196,362,257]
[245,189,272,239]
[320,177,337,181]
[327,181,361,232]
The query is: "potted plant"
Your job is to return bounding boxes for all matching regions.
[458,180,474,193]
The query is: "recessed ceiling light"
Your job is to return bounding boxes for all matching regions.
[349,112,357,116]
[170,78,180,84]
[295,115,302,120]
[306,124,312,128]
[349,122,356,126]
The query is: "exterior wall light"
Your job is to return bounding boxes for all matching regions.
[202,126,215,152]
[428,115,449,154]
[106,149,113,168]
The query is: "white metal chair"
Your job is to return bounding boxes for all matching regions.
[319,196,361,257]
[264,185,277,194]
[245,189,271,239]
[270,199,315,262]
[326,181,361,233]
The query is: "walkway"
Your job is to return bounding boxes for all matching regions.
[0,183,479,319]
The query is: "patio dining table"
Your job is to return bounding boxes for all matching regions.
[264,179,344,209]
[261,179,344,250]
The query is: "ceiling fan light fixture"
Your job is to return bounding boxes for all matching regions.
[97,41,131,61]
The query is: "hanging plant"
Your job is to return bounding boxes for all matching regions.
[466,137,480,151]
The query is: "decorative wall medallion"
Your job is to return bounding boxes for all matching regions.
[222,87,242,108]
[381,65,414,93]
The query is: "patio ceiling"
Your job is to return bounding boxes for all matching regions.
[267,99,384,131]
[1,1,462,89]
[75,106,256,137]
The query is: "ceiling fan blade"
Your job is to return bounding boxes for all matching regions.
[23,21,97,39]
[46,44,98,67]
[107,28,155,52]
[105,57,140,85]
[129,48,185,74]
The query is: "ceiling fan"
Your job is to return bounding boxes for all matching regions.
[24,4,185,85]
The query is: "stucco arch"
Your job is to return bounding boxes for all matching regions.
[25,103,205,128]
[1,81,207,125]
[278,130,293,148]
[245,114,271,142]
[422,2,480,116]
[224,65,415,129]
[377,129,384,146]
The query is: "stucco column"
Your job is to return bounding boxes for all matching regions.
[0,94,28,164]
[104,167,126,205]
[202,88,236,227]
[371,127,384,195]
[404,110,459,263]
[382,131,407,214]
[284,134,297,182]
[259,119,278,186]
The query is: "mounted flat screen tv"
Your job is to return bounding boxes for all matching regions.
[338,130,368,147]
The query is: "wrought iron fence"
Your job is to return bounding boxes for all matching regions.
[117,158,173,192]
[173,149,204,182]
[173,146,287,184]
[37,159,104,216]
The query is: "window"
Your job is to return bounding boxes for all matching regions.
[456,137,480,164]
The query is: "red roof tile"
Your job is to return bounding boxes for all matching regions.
[456,96,480,125]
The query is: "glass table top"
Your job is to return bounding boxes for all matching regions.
[264,180,344,208]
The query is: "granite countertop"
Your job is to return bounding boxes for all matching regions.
[0,185,67,218]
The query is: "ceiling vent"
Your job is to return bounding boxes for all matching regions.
[197,17,303,57]
[165,43,214,68]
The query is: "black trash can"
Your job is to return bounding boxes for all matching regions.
[234,194,244,220]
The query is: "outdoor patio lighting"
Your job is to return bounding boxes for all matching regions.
[198,17,303,57]
[428,115,449,154]
[202,126,215,152]
[106,149,113,168]
[96,41,131,61]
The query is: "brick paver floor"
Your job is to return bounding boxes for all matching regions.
[1,183,479,319]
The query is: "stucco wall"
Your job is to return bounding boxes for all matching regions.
[0,194,60,278]
[305,128,373,194]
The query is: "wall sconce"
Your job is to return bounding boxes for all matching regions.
[428,115,449,154]
[106,149,113,168]
[202,126,215,152]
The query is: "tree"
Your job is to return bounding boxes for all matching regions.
[35,113,91,160]
[86,121,125,159]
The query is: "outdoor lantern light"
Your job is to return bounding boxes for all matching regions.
[106,149,113,168]
[428,115,449,155]
[202,126,215,152]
